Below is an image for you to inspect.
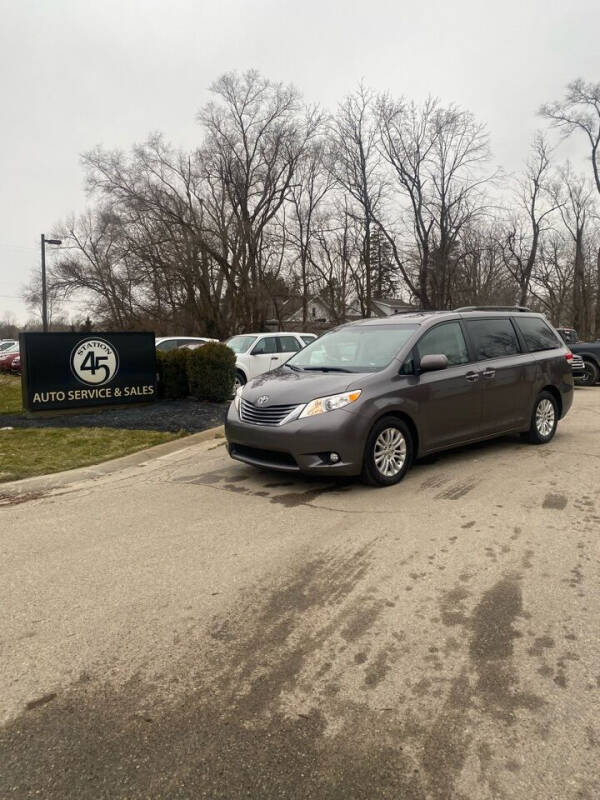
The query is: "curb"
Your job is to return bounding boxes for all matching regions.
[0,425,225,501]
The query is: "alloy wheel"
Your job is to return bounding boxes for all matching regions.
[373,427,407,477]
[535,398,555,438]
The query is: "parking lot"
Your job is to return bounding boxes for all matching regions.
[1,388,599,799]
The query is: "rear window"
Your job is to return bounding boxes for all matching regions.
[515,317,561,352]
[278,336,302,353]
[465,318,520,360]
[251,337,277,355]
[155,339,178,352]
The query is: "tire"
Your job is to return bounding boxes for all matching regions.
[575,360,598,387]
[361,416,413,486]
[233,370,247,393]
[526,391,558,445]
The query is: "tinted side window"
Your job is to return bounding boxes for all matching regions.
[156,339,178,352]
[417,322,469,366]
[278,336,302,353]
[465,319,520,360]
[251,337,277,355]
[515,318,561,352]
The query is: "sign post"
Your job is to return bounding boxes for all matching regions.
[20,332,157,412]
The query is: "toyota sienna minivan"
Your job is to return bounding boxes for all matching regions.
[225,309,574,486]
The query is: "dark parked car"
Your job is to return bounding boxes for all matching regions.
[226,309,574,486]
[9,354,21,375]
[556,327,599,386]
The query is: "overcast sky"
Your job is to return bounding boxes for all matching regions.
[1,0,599,323]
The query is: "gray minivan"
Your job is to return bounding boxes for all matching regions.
[225,310,574,486]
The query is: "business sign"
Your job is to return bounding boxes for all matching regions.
[20,332,157,412]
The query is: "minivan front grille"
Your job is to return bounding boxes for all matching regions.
[240,399,300,426]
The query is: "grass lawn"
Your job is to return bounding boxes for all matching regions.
[0,375,182,483]
[0,375,22,415]
[0,427,180,483]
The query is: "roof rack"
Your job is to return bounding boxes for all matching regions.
[454,305,531,313]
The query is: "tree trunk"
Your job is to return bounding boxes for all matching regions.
[595,245,600,338]
[572,230,586,336]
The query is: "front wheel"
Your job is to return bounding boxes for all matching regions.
[575,360,598,387]
[361,416,413,486]
[233,370,246,394]
[526,392,558,445]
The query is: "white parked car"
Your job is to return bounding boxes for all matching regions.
[225,332,317,390]
[0,339,17,352]
[155,336,218,352]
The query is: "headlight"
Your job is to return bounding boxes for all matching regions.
[233,386,243,412]
[299,390,361,418]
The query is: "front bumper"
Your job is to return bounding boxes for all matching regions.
[225,402,369,476]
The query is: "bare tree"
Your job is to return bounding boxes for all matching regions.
[530,233,575,324]
[286,140,333,324]
[498,134,560,305]
[542,80,600,330]
[377,96,493,308]
[330,84,386,316]
[551,165,595,335]
[200,70,322,329]
[541,79,600,195]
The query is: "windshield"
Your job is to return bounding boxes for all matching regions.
[226,335,258,354]
[0,343,18,354]
[0,341,16,352]
[287,325,418,372]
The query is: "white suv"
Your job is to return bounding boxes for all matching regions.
[155,336,217,352]
[226,332,317,390]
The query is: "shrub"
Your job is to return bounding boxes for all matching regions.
[156,349,190,399]
[187,343,236,402]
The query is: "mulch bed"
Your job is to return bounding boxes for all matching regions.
[0,399,228,434]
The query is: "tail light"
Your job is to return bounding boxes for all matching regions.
[565,351,573,362]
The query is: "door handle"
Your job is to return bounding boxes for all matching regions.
[482,368,496,379]
[465,371,479,382]
[271,356,279,360]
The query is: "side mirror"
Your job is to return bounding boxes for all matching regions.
[420,354,449,372]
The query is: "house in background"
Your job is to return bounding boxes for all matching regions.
[370,298,415,317]
[280,294,337,325]
[267,293,416,332]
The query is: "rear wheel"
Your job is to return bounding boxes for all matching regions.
[576,360,598,387]
[526,391,558,445]
[361,416,413,486]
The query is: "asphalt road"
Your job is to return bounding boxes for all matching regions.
[1,388,599,799]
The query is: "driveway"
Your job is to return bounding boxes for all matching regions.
[1,388,599,799]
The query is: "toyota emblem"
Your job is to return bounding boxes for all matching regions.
[257,395,270,406]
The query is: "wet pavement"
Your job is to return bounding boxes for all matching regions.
[1,388,599,799]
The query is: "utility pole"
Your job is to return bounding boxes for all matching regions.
[40,234,62,332]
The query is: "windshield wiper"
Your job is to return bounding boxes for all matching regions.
[284,363,303,372]
[301,366,352,373]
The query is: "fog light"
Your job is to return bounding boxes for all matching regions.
[329,452,340,463]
